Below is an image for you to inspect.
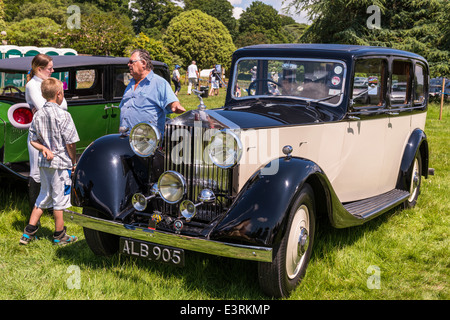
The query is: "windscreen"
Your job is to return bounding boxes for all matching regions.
[232,58,346,106]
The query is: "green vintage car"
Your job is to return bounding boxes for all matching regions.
[0,55,170,182]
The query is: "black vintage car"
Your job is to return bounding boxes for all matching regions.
[64,44,431,297]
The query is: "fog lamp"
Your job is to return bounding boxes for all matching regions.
[158,171,186,204]
[132,184,159,211]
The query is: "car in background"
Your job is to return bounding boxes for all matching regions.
[64,44,432,298]
[429,77,450,100]
[0,55,170,183]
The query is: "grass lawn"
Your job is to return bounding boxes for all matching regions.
[0,92,448,300]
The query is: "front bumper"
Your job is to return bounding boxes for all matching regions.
[63,209,273,263]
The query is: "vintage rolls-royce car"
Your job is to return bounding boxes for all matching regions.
[64,44,431,297]
[0,55,169,202]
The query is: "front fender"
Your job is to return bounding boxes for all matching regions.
[71,134,154,220]
[209,157,322,247]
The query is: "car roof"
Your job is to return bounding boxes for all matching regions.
[235,43,426,61]
[0,55,168,73]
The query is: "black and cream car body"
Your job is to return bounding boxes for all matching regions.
[65,44,431,297]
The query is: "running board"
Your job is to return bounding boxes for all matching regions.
[343,189,410,219]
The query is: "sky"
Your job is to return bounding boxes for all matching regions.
[228,0,310,24]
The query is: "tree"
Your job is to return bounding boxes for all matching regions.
[236,1,293,47]
[6,17,61,47]
[14,0,66,24]
[287,0,450,77]
[183,0,237,39]
[163,10,235,71]
[0,0,6,31]
[131,0,183,38]
[61,10,134,56]
[126,33,173,66]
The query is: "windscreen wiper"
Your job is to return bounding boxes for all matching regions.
[306,92,343,107]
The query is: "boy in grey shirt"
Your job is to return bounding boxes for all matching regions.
[20,78,80,245]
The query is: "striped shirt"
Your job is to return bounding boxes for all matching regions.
[29,102,79,169]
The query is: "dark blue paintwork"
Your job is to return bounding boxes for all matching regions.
[71,134,150,219]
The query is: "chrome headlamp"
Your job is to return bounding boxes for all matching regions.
[208,130,243,168]
[129,123,161,157]
[157,171,186,204]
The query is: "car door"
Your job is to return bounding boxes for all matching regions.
[335,57,389,202]
[64,67,111,151]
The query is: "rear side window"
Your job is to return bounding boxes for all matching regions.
[414,64,426,105]
[352,58,387,108]
[391,60,412,105]
[65,69,104,101]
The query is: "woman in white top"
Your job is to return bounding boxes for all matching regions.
[26,54,68,208]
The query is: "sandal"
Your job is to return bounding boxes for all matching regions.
[19,226,39,245]
[53,226,78,246]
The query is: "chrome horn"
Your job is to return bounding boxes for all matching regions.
[180,189,216,221]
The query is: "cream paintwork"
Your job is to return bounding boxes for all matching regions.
[237,112,427,203]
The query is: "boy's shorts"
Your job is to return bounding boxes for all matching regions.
[35,167,72,210]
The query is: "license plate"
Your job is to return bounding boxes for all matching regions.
[119,238,185,267]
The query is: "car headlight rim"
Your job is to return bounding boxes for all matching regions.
[208,129,243,169]
[129,122,161,157]
[157,170,186,204]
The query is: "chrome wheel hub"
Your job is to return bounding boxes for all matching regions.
[286,205,310,280]
[408,158,420,202]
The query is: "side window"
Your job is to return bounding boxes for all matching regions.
[66,69,103,100]
[113,67,131,98]
[413,64,426,105]
[391,60,412,105]
[352,58,387,108]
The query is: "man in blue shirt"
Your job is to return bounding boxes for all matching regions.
[119,49,185,137]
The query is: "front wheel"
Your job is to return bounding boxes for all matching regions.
[83,208,119,256]
[258,183,316,297]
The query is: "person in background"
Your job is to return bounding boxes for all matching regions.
[119,49,185,138]
[26,54,68,210]
[186,60,199,95]
[172,64,181,96]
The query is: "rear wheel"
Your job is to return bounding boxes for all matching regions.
[258,183,315,297]
[83,208,119,256]
[403,153,422,208]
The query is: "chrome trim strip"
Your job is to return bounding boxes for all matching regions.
[205,110,241,130]
[64,209,272,263]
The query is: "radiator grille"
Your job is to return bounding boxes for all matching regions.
[162,124,234,222]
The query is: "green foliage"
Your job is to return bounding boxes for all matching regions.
[183,0,237,39]
[6,17,61,47]
[130,0,183,38]
[163,10,235,71]
[0,0,6,31]
[13,0,66,24]
[73,0,130,14]
[61,10,134,56]
[236,1,294,47]
[125,33,173,66]
[283,23,309,43]
[287,0,450,78]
